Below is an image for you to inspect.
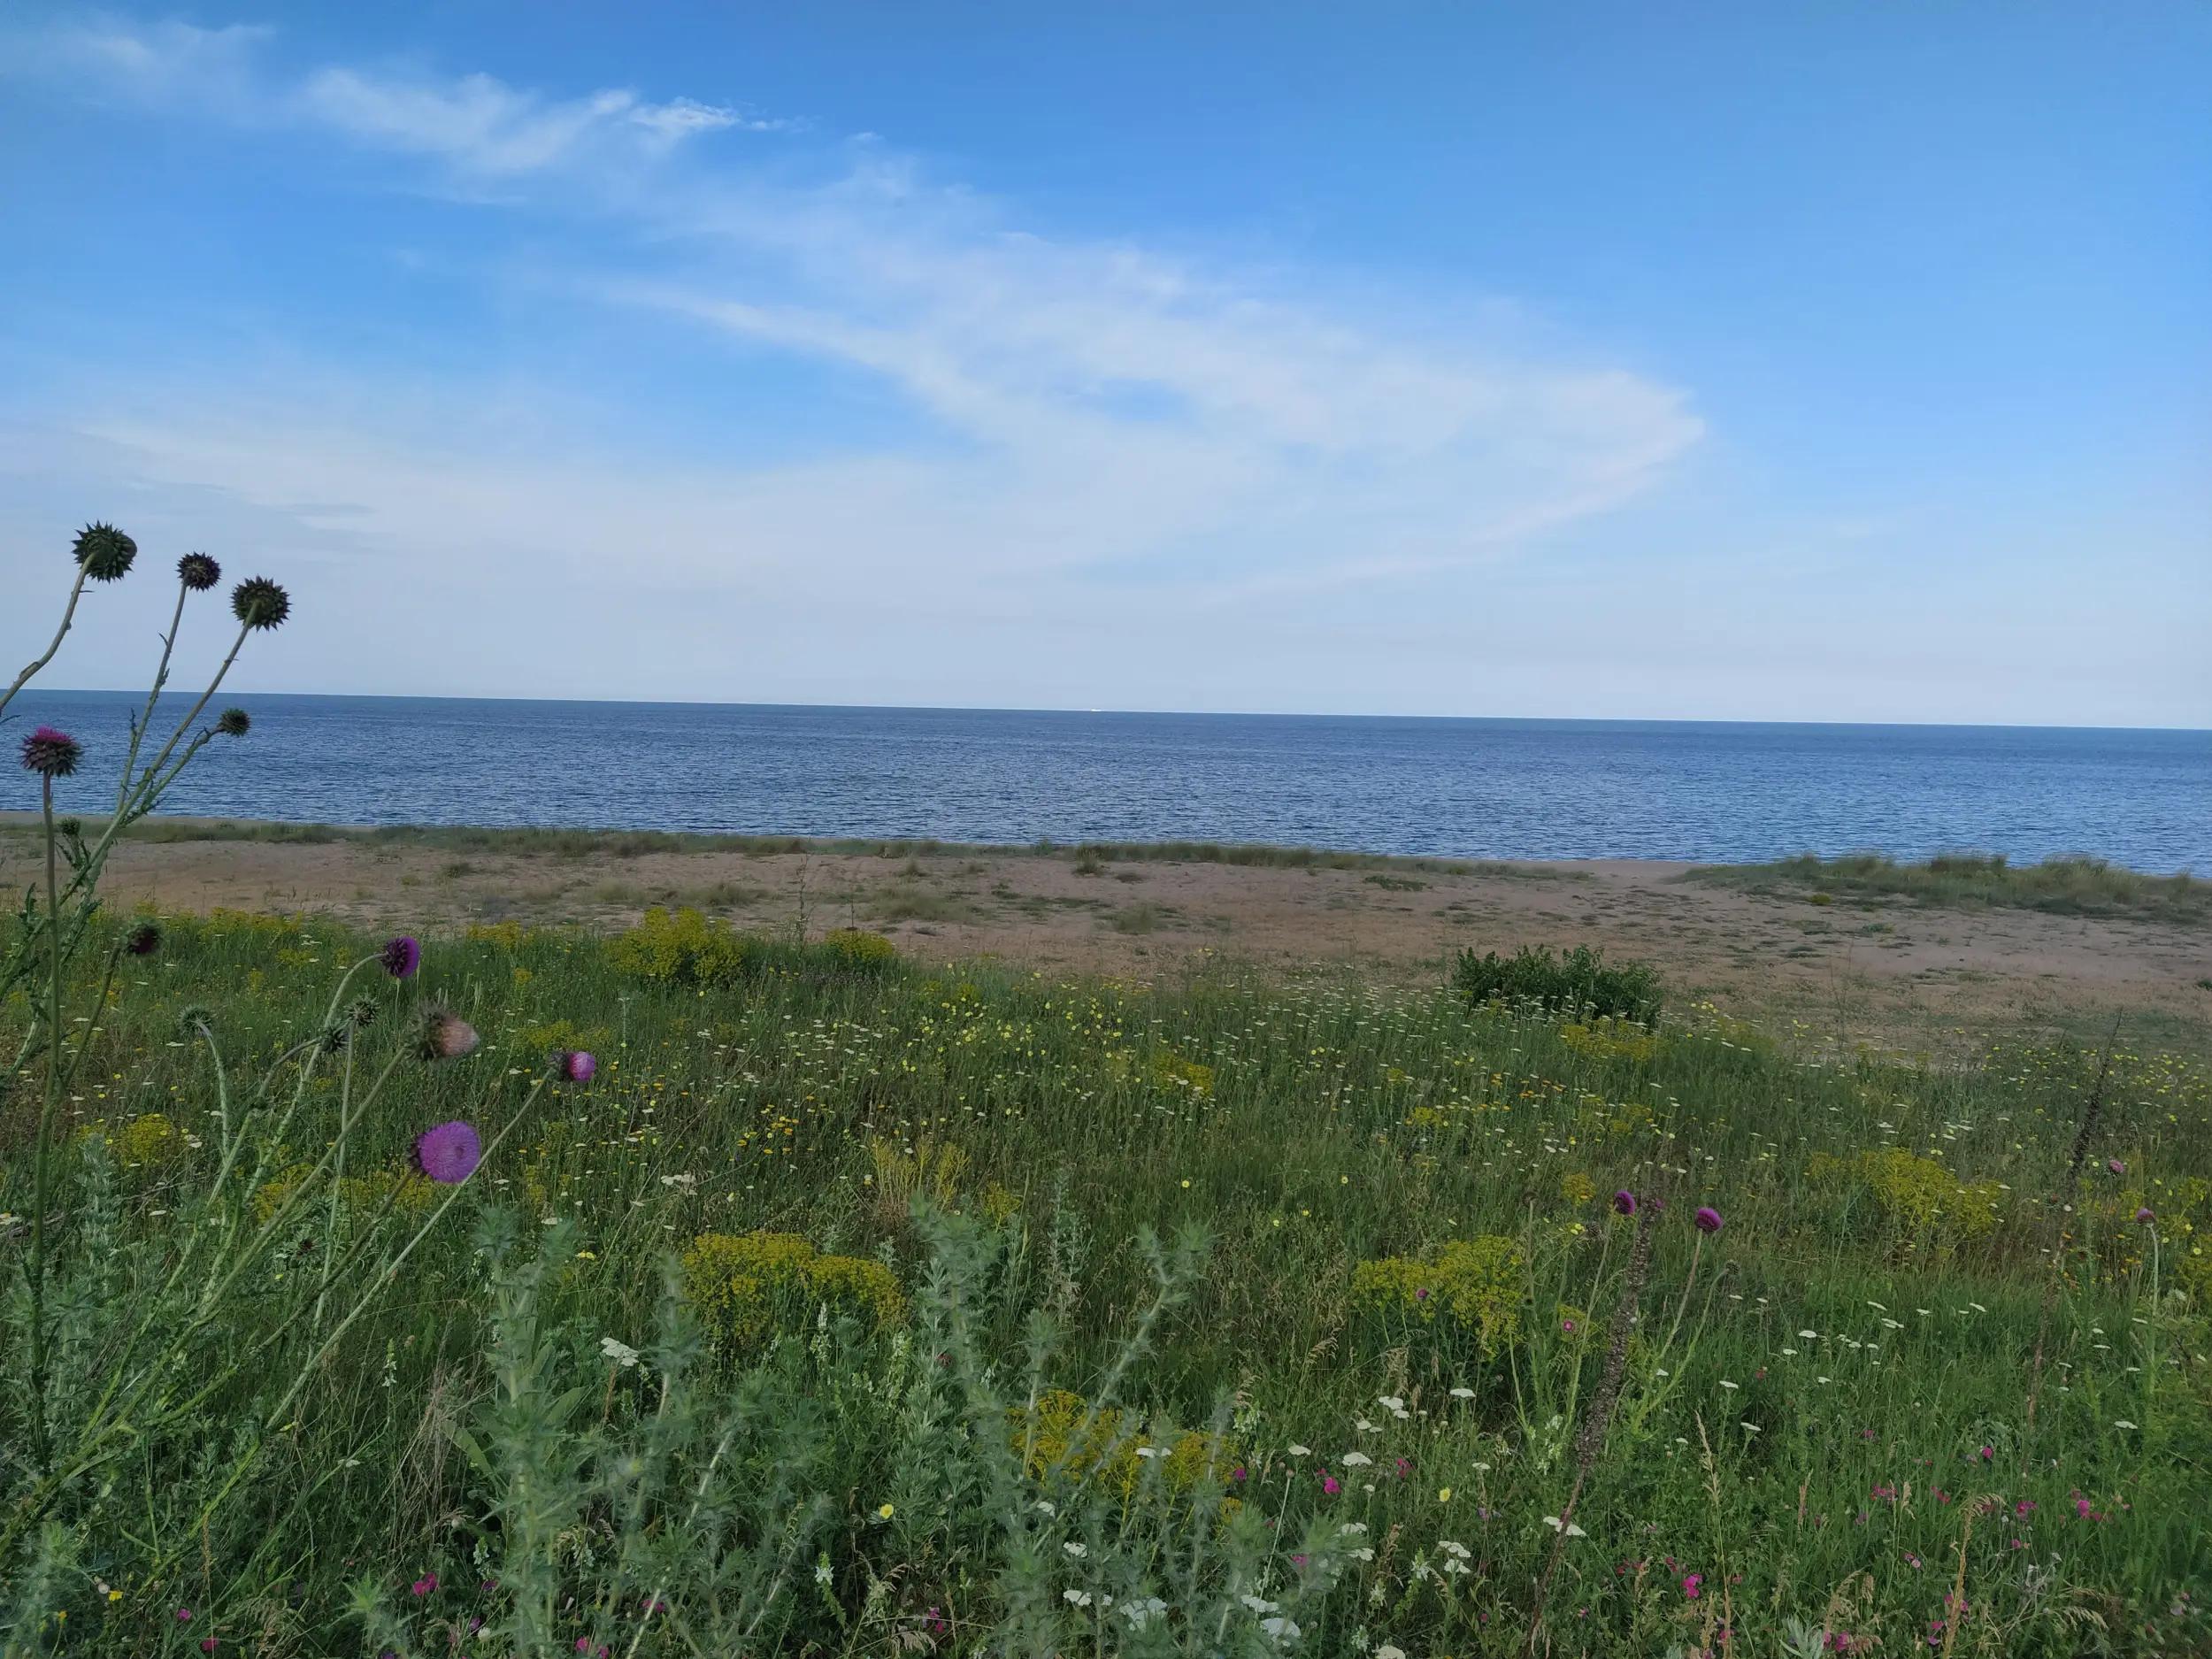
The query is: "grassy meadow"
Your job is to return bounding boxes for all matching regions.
[4,900,2210,1657]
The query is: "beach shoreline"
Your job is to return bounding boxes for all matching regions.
[5,814,2207,1055]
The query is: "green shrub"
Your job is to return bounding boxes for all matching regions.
[1451,942,1662,1023]
[607,905,758,987]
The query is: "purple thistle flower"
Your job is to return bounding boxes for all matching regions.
[558,1050,596,1084]
[2135,1207,2154,1225]
[1613,1189,1636,1216]
[1694,1205,1724,1235]
[417,1008,479,1063]
[413,1121,482,1184]
[2106,1158,2125,1175]
[381,935,421,979]
[20,726,82,779]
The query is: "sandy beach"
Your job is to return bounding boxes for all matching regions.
[5,816,2205,1054]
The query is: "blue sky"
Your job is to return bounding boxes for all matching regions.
[2,4,2206,725]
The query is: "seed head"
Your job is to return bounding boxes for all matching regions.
[73,521,137,581]
[216,708,251,737]
[347,996,379,1029]
[178,551,221,591]
[126,921,162,956]
[417,1006,479,1063]
[20,726,82,778]
[230,575,291,631]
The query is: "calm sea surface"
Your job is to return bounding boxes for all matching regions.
[12,693,2210,871]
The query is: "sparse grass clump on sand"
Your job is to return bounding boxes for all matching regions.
[1693,851,2208,926]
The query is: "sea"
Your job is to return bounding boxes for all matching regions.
[10,692,2209,872]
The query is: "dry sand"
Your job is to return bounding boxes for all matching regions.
[4,820,2207,1055]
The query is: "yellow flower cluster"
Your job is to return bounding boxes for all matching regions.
[680,1230,904,1351]
[83,1112,186,1168]
[1012,1388,1233,1497]
[1809,1148,2002,1240]
[1558,1020,1660,1064]
[1351,1235,1527,1355]
[251,1164,436,1223]
[609,907,756,987]
[822,927,900,969]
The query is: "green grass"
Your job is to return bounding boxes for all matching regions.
[1690,851,2208,926]
[3,910,2209,1655]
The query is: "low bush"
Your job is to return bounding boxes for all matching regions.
[1451,942,1663,1023]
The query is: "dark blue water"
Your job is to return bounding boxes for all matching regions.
[9,693,2208,870]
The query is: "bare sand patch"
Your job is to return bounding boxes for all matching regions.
[4,818,2206,1056]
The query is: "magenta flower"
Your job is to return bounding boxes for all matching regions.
[2107,1158,2125,1175]
[1694,1205,1724,1235]
[201,1640,218,1655]
[1682,1573,1701,1600]
[558,1049,596,1084]
[1321,1473,1340,1496]
[411,1573,438,1597]
[381,935,421,979]
[413,1121,482,1184]
[20,726,82,779]
[2135,1206,2155,1224]
[1612,1190,1635,1216]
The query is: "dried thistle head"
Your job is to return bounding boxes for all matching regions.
[73,521,137,581]
[178,551,221,591]
[230,575,291,631]
[216,708,251,738]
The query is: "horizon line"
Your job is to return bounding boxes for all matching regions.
[25,686,2212,736]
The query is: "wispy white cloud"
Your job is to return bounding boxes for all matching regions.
[3,19,1724,701]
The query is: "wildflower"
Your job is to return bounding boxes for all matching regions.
[1340,1451,1372,1466]
[230,575,291,630]
[1321,1474,1341,1495]
[1064,1589,1093,1608]
[412,1574,437,1596]
[1694,1206,1724,1235]
[877,1502,895,1519]
[20,726,82,778]
[558,1049,597,1084]
[177,1609,193,1623]
[1288,1444,1312,1456]
[2136,1207,2155,1224]
[126,921,161,956]
[381,935,422,979]
[1449,1386,1475,1399]
[215,708,250,737]
[412,1121,482,1184]
[1683,1573,1702,1599]
[178,551,221,590]
[1613,1189,1636,1215]
[600,1337,641,1368]
[75,521,138,580]
[1376,1647,1409,1659]
[1542,1516,1588,1537]
[2107,1158,2125,1174]
[417,1007,478,1062]
[201,1641,218,1654]
[1438,1486,1452,1502]
[1259,1615,1301,1640]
